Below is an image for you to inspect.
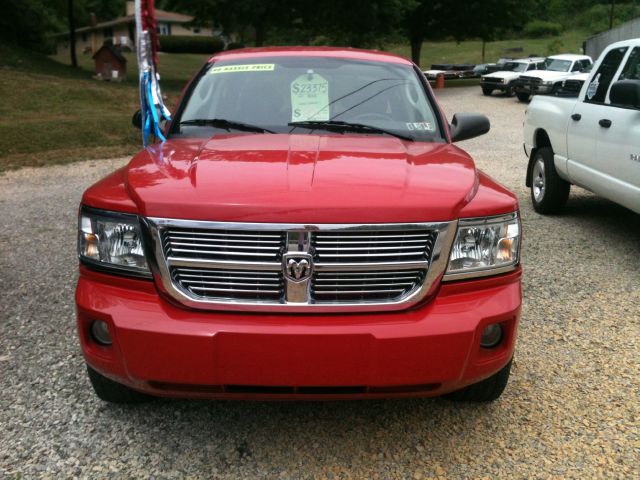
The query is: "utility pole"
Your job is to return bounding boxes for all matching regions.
[68,0,78,68]
[609,0,616,30]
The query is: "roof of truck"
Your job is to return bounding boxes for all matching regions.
[209,47,412,66]
[548,54,592,61]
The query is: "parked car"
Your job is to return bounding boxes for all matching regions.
[423,64,476,80]
[480,57,546,96]
[515,54,593,102]
[524,39,640,214]
[77,47,522,403]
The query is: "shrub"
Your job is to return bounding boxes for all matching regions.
[158,35,224,54]
[575,3,640,34]
[523,20,563,38]
[547,39,564,56]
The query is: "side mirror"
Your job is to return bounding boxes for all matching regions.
[610,80,640,109]
[132,110,142,130]
[450,113,490,142]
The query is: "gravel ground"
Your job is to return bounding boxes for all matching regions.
[1,86,638,479]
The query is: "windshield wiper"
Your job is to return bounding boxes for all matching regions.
[179,118,275,134]
[288,120,414,142]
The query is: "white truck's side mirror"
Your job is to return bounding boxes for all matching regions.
[610,80,640,109]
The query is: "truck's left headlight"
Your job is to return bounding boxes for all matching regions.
[78,207,151,278]
[444,212,520,280]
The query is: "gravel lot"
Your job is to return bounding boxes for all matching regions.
[1,86,638,479]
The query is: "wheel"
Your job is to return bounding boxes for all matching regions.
[447,359,512,402]
[516,92,530,102]
[482,87,493,96]
[505,85,515,97]
[530,147,570,214]
[86,365,152,403]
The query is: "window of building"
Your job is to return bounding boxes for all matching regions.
[157,23,171,36]
[103,27,113,39]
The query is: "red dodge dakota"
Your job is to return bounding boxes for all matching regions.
[76,47,522,403]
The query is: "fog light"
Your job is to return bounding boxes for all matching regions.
[480,323,503,348]
[91,320,112,346]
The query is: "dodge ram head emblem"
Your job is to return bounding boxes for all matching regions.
[283,253,313,282]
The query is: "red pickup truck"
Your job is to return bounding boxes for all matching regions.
[76,47,522,403]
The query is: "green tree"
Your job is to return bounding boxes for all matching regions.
[451,0,530,62]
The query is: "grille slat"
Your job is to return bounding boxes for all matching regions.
[312,230,435,264]
[163,227,285,263]
[311,270,425,303]
[171,266,284,301]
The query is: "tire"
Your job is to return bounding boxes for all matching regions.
[530,147,570,214]
[505,85,515,97]
[447,359,512,402]
[482,87,493,96]
[516,92,530,102]
[87,365,152,403]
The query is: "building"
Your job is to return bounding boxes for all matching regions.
[93,44,128,81]
[56,1,215,57]
[584,17,640,60]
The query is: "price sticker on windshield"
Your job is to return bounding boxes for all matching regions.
[210,64,275,74]
[291,72,330,121]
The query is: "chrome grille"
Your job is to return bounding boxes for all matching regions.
[162,227,284,262]
[312,270,424,302]
[146,219,457,312]
[562,79,584,94]
[519,75,542,85]
[311,230,436,263]
[171,267,284,301]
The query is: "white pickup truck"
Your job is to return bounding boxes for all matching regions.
[516,54,593,102]
[524,39,640,214]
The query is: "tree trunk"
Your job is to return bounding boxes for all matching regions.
[481,39,486,63]
[410,36,423,67]
[254,21,266,47]
[609,0,616,30]
[68,0,77,68]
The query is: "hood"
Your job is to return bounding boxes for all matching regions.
[523,70,571,81]
[124,134,478,223]
[566,72,590,81]
[484,70,521,80]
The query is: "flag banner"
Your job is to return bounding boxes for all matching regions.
[135,0,171,146]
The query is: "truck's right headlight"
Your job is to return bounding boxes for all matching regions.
[444,212,520,280]
[78,206,151,278]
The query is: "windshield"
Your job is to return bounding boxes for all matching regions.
[175,56,441,142]
[544,59,572,72]
[502,62,528,73]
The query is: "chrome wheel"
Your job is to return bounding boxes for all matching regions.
[532,158,545,202]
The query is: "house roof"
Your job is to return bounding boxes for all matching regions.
[55,9,194,36]
[92,44,127,64]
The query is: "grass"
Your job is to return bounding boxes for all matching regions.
[0,45,208,172]
[1,30,588,172]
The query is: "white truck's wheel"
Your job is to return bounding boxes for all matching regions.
[530,147,570,214]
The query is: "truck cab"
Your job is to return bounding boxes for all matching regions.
[524,39,640,214]
[516,54,593,102]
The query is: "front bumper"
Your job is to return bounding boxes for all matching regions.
[515,82,553,95]
[481,81,509,91]
[76,266,521,400]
